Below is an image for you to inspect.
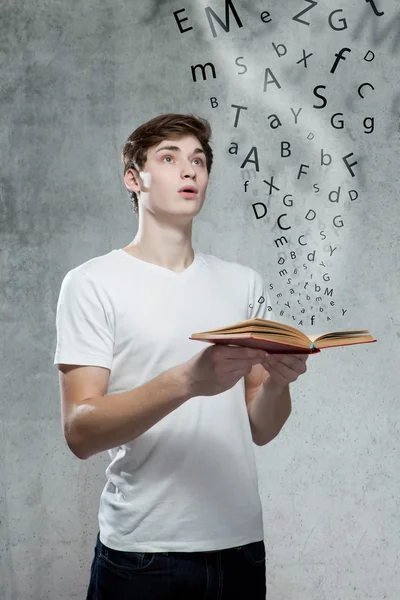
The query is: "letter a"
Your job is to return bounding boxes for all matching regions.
[263,68,282,92]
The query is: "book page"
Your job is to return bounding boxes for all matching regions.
[309,330,370,342]
[199,318,310,340]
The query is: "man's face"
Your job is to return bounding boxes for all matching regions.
[129,135,209,218]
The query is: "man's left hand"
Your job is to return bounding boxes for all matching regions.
[262,353,309,391]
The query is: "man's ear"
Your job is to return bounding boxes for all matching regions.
[124,168,141,195]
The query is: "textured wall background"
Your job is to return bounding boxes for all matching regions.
[1,0,399,598]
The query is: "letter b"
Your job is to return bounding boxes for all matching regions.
[272,42,287,57]
[321,149,332,166]
[281,142,291,158]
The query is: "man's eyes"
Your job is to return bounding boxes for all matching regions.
[162,155,204,165]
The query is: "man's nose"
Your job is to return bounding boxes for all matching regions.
[182,163,196,177]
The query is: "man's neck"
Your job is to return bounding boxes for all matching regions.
[121,241,195,273]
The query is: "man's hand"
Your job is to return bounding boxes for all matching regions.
[183,345,268,398]
[262,353,309,391]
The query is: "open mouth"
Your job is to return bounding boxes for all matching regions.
[179,188,198,198]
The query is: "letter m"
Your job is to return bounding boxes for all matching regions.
[191,62,217,82]
[274,236,288,248]
[205,0,243,38]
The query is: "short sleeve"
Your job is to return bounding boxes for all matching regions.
[247,268,275,322]
[53,268,114,370]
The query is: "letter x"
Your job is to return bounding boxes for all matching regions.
[297,49,313,68]
[263,177,280,195]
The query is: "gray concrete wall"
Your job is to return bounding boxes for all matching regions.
[1,0,399,598]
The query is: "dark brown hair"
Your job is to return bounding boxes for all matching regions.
[121,113,213,216]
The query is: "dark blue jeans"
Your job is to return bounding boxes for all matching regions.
[87,532,267,599]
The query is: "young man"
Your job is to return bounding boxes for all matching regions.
[54,113,308,599]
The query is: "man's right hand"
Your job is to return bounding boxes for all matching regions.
[182,344,268,398]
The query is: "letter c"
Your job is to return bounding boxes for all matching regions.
[358,82,375,99]
[277,214,291,231]
[298,235,307,246]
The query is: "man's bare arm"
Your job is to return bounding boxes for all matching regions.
[59,363,191,460]
[58,345,271,460]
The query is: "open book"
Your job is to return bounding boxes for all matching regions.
[189,318,377,354]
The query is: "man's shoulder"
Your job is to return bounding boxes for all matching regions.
[61,250,119,288]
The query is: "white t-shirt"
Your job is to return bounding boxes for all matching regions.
[54,248,274,552]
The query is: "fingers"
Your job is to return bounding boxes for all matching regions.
[268,353,308,365]
[264,353,308,375]
[220,346,309,362]
[225,354,266,374]
[223,347,266,361]
[217,345,309,371]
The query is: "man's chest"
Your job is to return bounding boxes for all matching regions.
[111,274,247,360]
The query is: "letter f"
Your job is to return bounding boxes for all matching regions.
[330,48,351,74]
